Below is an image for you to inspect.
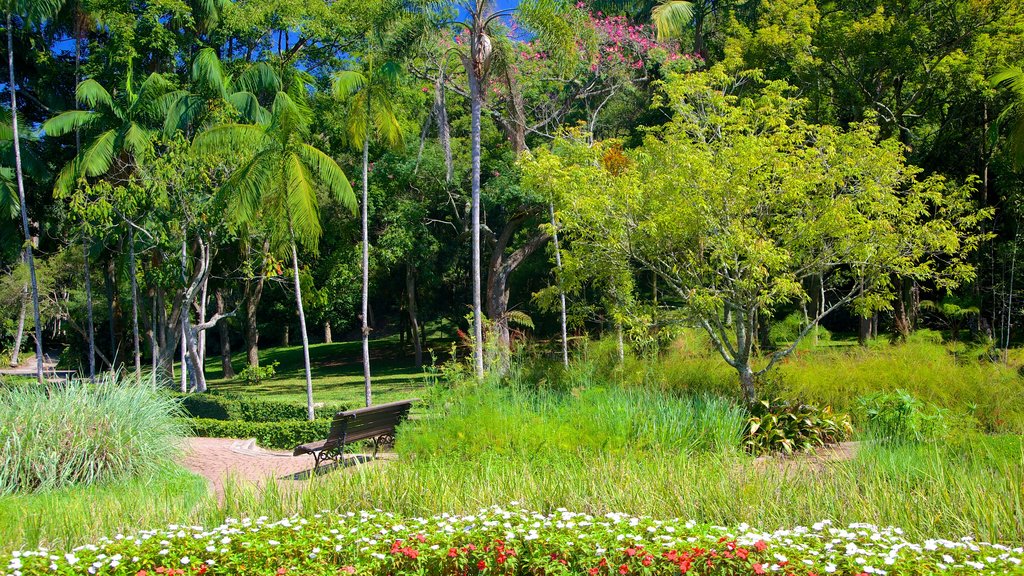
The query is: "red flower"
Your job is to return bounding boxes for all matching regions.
[136,572,147,576]
[277,569,288,575]
[641,555,653,567]
[589,568,600,576]
[497,554,507,565]
[736,548,749,560]
[477,560,487,570]
[197,566,208,575]
[341,567,356,574]
[415,533,426,543]
[155,569,167,575]
[403,547,420,559]
[625,548,637,557]
[753,564,766,575]
[599,558,608,567]
[679,559,691,574]
[467,544,477,552]
[754,541,768,552]
[449,548,459,558]
[664,550,678,562]
[618,564,629,575]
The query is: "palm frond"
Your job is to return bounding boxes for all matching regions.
[284,152,323,252]
[373,97,405,150]
[226,91,271,125]
[75,79,115,113]
[651,0,695,41]
[219,150,277,230]
[0,167,18,219]
[121,122,156,161]
[42,110,101,137]
[190,48,229,99]
[132,73,179,122]
[332,70,368,98]
[53,129,117,197]
[160,93,205,135]
[298,143,356,214]
[234,61,282,95]
[192,123,271,155]
[271,91,310,137]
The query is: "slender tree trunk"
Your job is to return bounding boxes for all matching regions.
[738,365,756,404]
[216,288,235,379]
[549,203,569,367]
[406,262,422,369]
[324,321,332,344]
[361,127,373,407]
[180,321,187,393]
[10,279,25,367]
[198,270,209,368]
[283,325,289,347]
[129,228,141,381]
[468,68,485,378]
[616,322,624,364]
[287,218,315,421]
[434,75,453,183]
[8,14,44,385]
[243,240,269,369]
[106,257,118,365]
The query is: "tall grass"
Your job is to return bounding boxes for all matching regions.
[216,436,1024,545]
[400,379,745,459]
[0,373,187,494]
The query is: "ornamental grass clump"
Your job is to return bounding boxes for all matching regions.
[0,373,186,494]
[6,507,1024,575]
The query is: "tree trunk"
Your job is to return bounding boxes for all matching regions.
[9,279,26,367]
[8,15,44,385]
[216,288,235,379]
[502,67,527,153]
[106,256,119,365]
[858,316,872,346]
[550,203,569,367]
[406,262,422,369]
[288,233,316,421]
[324,321,332,344]
[283,325,290,347]
[198,269,209,368]
[180,321,188,393]
[84,236,95,380]
[485,218,552,368]
[433,75,453,183]
[183,313,206,393]
[738,364,756,404]
[468,57,485,379]
[361,126,373,407]
[129,228,142,381]
[616,322,624,364]
[242,240,269,369]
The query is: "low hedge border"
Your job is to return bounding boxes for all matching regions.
[171,393,346,423]
[179,418,332,450]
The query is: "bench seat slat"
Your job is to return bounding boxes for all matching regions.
[293,399,416,465]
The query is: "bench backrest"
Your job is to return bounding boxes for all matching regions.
[324,399,415,449]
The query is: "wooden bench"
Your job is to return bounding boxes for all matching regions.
[293,399,415,469]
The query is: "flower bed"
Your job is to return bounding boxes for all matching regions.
[5,507,1023,575]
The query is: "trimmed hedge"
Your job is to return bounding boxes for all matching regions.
[180,418,332,450]
[171,392,346,423]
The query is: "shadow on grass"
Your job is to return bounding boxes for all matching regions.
[284,454,379,481]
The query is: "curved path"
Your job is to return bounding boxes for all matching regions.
[178,438,389,500]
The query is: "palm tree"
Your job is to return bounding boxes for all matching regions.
[333,54,405,407]
[44,63,177,381]
[164,47,280,136]
[193,89,356,421]
[5,0,65,384]
[992,66,1024,167]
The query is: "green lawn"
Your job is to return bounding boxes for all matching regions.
[200,334,439,407]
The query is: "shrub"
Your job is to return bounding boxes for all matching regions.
[7,508,1024,576]
[743,398,852,455]
[767,311,831,347]
[181,418,331,450]
[237,398,347,422]
[858,389,949,445]
[236,360,279,384]
[0,374,186,494]
[173,392,243,420]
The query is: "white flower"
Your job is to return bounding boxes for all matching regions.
[181,556,190,565]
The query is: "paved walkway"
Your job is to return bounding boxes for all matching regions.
[179,438,390,500]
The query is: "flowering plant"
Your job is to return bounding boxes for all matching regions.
[6,507,1023,576]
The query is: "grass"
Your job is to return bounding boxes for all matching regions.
[4,331,1024,554]
[0,374,188,494]
[201,335,434,408]
[0,465,212,553]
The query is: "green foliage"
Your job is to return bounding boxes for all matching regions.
[0,374,187,494]
[173,390,345,423]
[767,312,831,347]
[743,398,852,456]
[858,390,950,445]
[181,417,332,450]
[173,391,243,420]
[399,378,746,459]
[237,360,279,385]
